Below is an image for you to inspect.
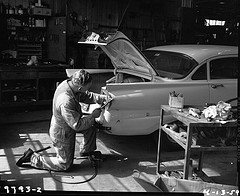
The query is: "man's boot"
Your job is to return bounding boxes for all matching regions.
[16,148,34,167]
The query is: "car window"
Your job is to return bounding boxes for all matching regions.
[143,50,197,79]
[192,64,207,80]
[210,57,238,79]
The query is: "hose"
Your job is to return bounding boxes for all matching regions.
[48,154,99,184]
[48,166,98,184]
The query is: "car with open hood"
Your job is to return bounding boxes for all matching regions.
[66,31,238,148]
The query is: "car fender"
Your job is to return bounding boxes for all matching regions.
[99,81,209,135]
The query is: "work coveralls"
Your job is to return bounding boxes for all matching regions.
[30,79,106,171]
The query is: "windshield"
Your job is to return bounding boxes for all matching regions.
[142,50,198,79]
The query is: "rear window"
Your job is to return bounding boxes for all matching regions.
[143,50,198,79]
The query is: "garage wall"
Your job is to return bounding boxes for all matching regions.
[32,0,238,68]
[60,0,183,68]
[1,0,237,68]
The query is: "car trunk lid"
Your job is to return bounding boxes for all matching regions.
[78,31,158,77]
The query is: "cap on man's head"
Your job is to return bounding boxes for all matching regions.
[71,69,92,87]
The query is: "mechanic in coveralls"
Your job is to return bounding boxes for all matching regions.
[16,69,109,171]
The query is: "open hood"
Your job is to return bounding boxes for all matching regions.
[78,31,158,77]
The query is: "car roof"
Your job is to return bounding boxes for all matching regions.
[147,45,238,64]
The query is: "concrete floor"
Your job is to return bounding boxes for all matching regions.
[0,109,238,194]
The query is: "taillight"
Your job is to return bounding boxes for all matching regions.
[100,86,114,111]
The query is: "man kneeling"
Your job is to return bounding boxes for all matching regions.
[16,69,108,171]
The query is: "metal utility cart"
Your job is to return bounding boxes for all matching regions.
[156,105,237,180]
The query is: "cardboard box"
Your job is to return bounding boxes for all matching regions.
[168,94,184,108]
[31,7,43,15]
[35,19,44,27]
[42,8,51,16]
[30,7,51,16]
[155,176,238,195]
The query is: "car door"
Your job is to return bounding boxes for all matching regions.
[189,63,210,104]
[208,57,238,105]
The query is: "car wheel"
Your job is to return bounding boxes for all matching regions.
[152,129,182,151]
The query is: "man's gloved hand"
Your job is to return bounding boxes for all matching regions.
[101,95,108,104]
[103,95,113,105]
[92,108,102,118]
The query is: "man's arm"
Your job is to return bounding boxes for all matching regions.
[60,104,95,131]
[79,91,107,104]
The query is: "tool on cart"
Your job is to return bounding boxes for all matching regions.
[49,151,103,184]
